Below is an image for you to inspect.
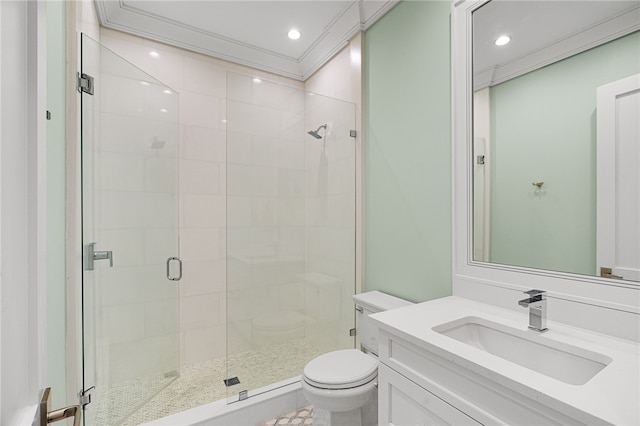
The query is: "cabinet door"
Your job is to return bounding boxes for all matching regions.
[379,364,481,426]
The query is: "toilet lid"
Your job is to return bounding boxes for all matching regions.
[303,349,377,390]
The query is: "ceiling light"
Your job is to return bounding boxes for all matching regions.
[160,108,168,113]
[288,29,301,40]
[140,81,150,86]
[149,51,160,58]
[253,78,262,83]
[495,35,511,46]
[163,89,172,95]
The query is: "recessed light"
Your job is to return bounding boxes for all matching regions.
[253,78,262,84]
[140,81,150,86]
[288,29,301,40]
[163,89,172,95]
[149,51,160,58]
[160,108,168,113]
[495,35,511,46]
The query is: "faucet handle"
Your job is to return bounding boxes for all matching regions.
[523,289,546,297]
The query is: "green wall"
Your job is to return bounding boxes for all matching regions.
[364,0,452,303]
[489,31,640,276]
[46,0,67,408]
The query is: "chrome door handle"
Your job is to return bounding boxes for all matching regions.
[40,387,81,426]
[167,257,182,281]
[85,242,113,270]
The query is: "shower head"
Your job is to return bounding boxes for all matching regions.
[307,124,327,139]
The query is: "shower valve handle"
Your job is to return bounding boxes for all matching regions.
[85,242,113,270]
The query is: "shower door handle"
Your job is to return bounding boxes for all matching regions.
[167,257,182,281]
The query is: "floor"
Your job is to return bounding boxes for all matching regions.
[92,339,321,425]
[259,406,314,426]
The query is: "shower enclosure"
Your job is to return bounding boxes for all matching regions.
[80,35,356,425]
[225,73,357,402]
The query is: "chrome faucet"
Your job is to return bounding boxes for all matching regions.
[518,289,548,332]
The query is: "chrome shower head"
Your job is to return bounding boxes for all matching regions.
[307,124,327,139]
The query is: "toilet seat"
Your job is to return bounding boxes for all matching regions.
[303,349,378,390]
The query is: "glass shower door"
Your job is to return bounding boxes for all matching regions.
[80,35,181,426]
[225,73,357,402]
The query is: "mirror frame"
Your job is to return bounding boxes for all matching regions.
[451,0,640,314]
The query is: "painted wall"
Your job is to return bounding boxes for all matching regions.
[489,31,640,276]
[364,0,452,303]
[0,2,48,423]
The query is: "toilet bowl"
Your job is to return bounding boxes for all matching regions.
[301,291,412,426]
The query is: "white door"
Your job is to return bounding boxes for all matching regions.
[0,1,50,424]
[596,74,640,282]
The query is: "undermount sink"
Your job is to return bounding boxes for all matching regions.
[432,316,612,385]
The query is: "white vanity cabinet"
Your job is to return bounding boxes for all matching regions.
[378,363,480,425]
[376,328,606,426]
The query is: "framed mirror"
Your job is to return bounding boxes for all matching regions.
[469,0,639,282]
[452,0,640,318]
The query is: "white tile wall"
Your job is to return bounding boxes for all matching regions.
[180,160,221,194]
[183,325,226,364]
[181,260,226,297]
[183,194,225,228]
[180,91,225,129]
[182,126,225,162]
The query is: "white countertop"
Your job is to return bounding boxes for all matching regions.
[370,296,640,425]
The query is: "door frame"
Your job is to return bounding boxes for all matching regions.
[596,73,640,281]
[0,0,48,423]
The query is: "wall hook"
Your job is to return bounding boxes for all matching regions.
[532,182,544,189]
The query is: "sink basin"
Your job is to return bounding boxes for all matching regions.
[433,316,612,385]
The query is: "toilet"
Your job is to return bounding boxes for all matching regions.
[302,291,412,426]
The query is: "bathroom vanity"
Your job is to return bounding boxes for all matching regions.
[371,297,640,425]
[425,0,640,421]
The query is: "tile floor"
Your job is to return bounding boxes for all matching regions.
[259,406,314,426]
[91,339,322,425]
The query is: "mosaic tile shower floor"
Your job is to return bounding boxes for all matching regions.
[92,339,321,426]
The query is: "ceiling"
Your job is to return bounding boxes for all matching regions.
[473,1,640,87]
[94,0,399,81]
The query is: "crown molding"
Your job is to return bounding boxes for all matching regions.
[94,0,399,81]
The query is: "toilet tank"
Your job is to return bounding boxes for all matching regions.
[353,291,412,355]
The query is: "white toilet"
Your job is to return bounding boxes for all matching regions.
[302,291,412,426]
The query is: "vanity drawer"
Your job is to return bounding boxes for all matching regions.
[378,363,481,426]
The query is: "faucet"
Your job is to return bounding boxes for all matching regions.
[518,289,548,332]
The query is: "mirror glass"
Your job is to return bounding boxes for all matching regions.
[471,1,640,282]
